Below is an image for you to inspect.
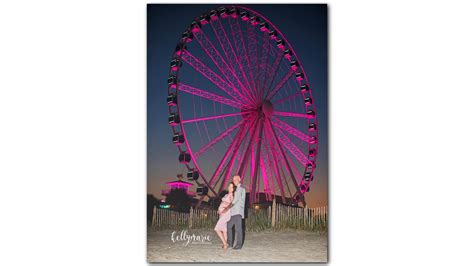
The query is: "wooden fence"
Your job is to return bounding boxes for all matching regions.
[151,207,219,230]
[151,200,327,233]
[271,201,328,232]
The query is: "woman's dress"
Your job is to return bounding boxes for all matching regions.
[214,193,233,232]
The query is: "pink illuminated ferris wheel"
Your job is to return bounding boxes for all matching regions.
[167,6,318,207]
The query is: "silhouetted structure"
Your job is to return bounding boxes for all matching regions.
[147,194,161,224]
[165,188,192,212]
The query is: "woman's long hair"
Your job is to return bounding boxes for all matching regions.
[229,182,237,197]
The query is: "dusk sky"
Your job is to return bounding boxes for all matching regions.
[147,4,328,208]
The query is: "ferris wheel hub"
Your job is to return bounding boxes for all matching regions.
[261,100,274,118]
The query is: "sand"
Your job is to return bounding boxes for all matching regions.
[147,228,327,263]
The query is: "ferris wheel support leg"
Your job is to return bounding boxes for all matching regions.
[217,143,241,194]
[208,121,248,191]
[261,135,275,199]
[249,117,264,206]
[217,117,258,194]
[236,116,261,199]
[195,121,249,210]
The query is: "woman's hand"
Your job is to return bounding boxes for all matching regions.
[223,205,231,213]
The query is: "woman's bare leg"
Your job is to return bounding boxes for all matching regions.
[223,231,228,245]
[223,231,229,250]
[215,229,226,247]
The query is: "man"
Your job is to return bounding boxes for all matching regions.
[226,175,246,249]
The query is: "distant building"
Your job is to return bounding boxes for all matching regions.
[161,175,209,210]
[161,179,196,198]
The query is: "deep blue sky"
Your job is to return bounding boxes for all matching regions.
[147,4,328,207]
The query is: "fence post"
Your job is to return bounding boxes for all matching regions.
[189,207,193,229]
[271,197,276,228]
[157,208,159,228]
[303,205,308,229]
[151,206,156,229]
[324,206,327,227]
[317,207,321,228]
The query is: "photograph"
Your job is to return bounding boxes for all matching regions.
[147,4,328,263]
[4,1,474,266]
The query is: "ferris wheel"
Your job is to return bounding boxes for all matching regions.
[166,6,318,207]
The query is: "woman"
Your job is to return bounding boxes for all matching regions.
[214,182,235,250]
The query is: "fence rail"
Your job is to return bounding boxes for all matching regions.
[151,200,327,232]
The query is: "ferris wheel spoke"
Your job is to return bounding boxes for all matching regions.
[194,30,255,105]
[281,140,303,197]
[260,37,276,96]
[211,18,255,103]
[178,83,243,109]
[193,30,236,81]
[271,117,310,142]
[265,69,295,100]
[182,111,248,124]
[273,91,300,106]
[270,124,294,199]
[246,21,258,92]
[277,154,293,199]
[256,35,271,99]
[262,49,284,98]
[272,125,310,166]
[181,52,246,105]
[229,16,257,99]
[263,122,288,203]
[273,111,313,119]
[268,123,306,205]
[293,170,310,200]
[294,178,309,197]
[194,119,244,159]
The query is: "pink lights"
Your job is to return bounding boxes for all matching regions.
[162,180,196,198]
[166,5,318,207]
[178,83,243,109]
[180,52,244,104]
[166,181,193,188]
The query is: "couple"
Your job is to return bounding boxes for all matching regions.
[214,175,245,250]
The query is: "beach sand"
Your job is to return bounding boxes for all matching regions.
[147,228,327,263]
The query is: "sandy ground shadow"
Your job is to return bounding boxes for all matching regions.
[147,228,327,263]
